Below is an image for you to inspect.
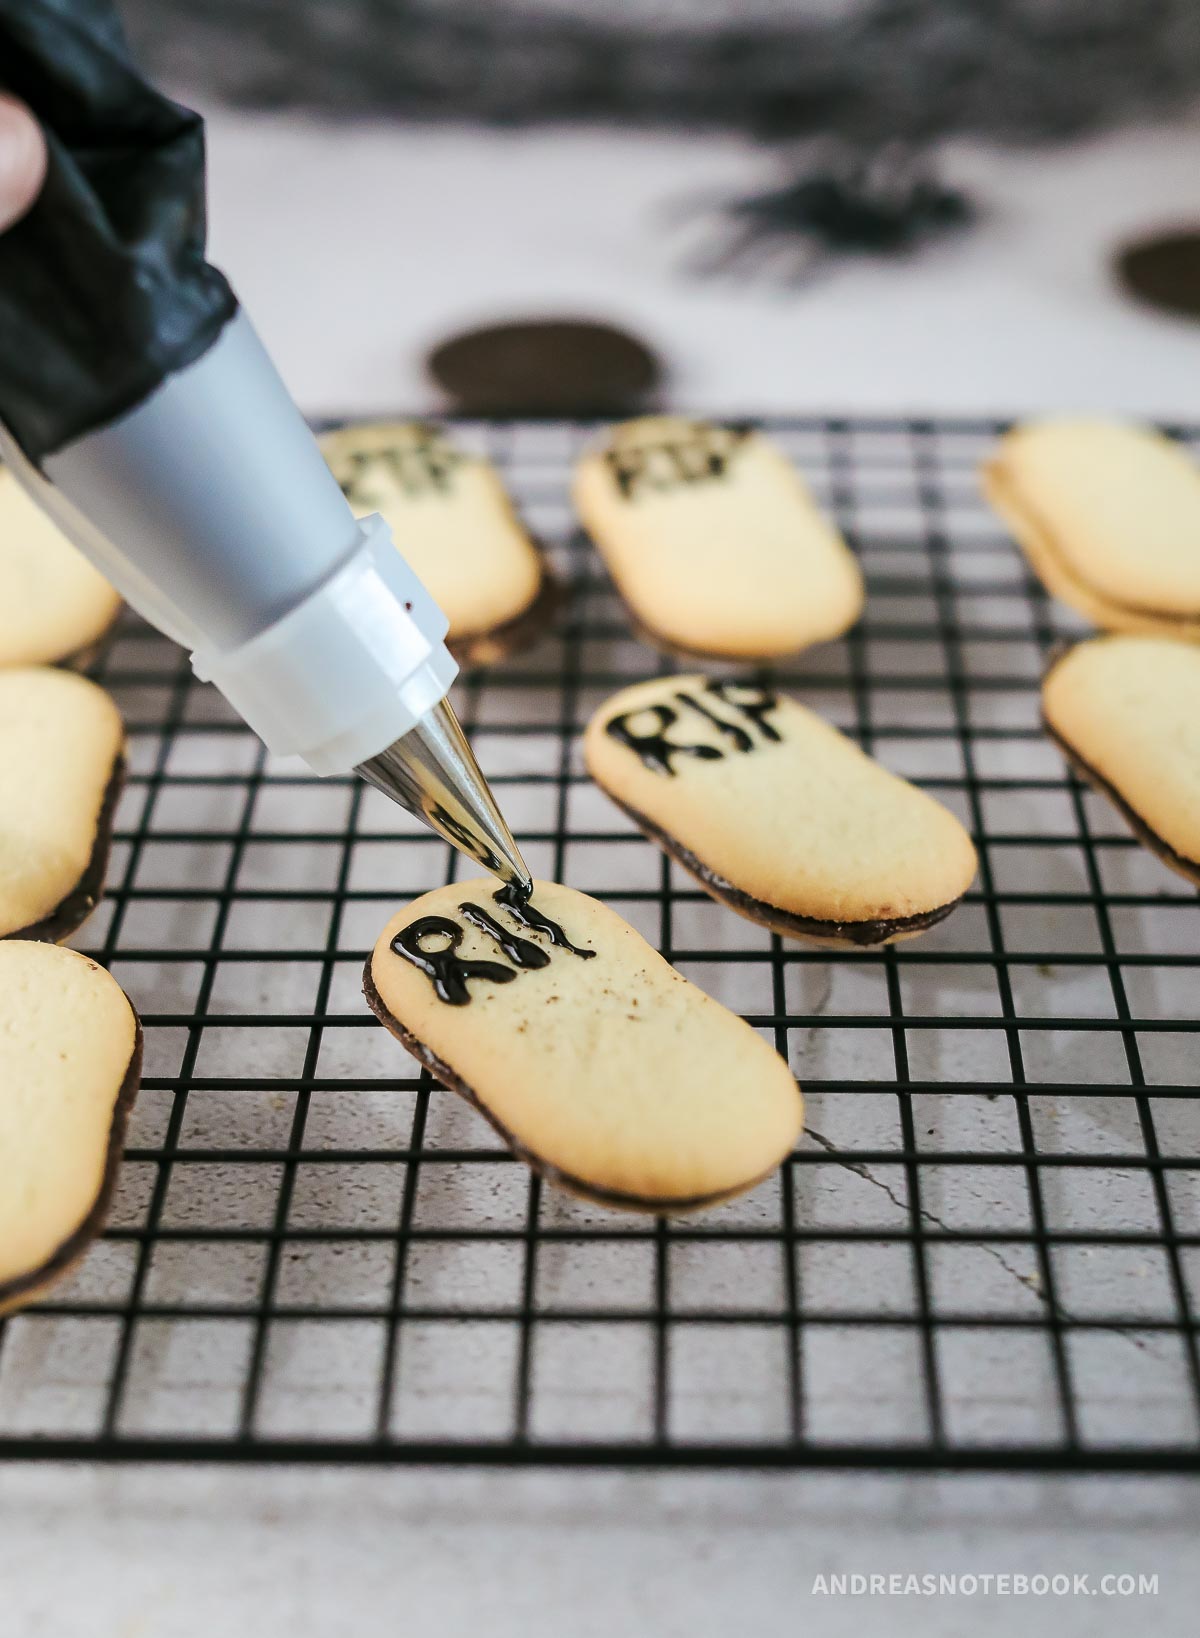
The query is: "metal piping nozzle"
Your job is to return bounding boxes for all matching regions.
[357,697,533,898]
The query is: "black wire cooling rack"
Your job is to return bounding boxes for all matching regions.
[2,415,1199,1470]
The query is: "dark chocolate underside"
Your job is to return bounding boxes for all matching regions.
[449,562,563,668]
[362,961,778,1214]
[0,1014,143,1315]
[4,752,126,944]
[988,465,1200,628]
[1043,713,1200,890]
[603,787,965,946]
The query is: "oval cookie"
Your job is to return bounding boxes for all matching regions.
[1042,635,1200,886]
[0,942,141,1316]
[584,675,977,946]
[0,466,121,666]
[320,420,557,664]
[365,879,802,1212]
[983,420,1200,637]
[573,417,863,659]
[0,667,125,941]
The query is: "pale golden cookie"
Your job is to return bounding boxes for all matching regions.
[1042,635,1200,886]
[365,879,802,1212]
[585,675,977,946]
[0,941,141,1316]
[573,417,863,659]
[0,667,125,941]
[320,420,557,663]
[983,419,1200,637]
[0,466,121,666]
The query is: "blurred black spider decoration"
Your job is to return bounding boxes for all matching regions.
[683,145,975,284]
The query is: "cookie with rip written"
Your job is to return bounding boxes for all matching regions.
[584,675,977,946]
[0,667,125,941]
[983,419,1200,637]
[572,417,863,659]
[1042,635,1200,886]
[0,941,142,1316]
[365,879,802,1213]
[320,420,558,664]
[0,466,121,667]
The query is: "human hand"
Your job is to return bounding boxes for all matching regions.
[0,94,46,232]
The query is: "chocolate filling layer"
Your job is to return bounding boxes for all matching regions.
[1042,642,1200,888]
[0,1011,143,1316]
[603,788,966,947]
[6,752,126,944]
[1043,721,1200,889]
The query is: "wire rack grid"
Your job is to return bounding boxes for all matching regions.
[1,414,1198,1470]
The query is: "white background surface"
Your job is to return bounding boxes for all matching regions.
[2,1466,1198,1637]
[8,111,1200,1634]
[202,112,1200,420]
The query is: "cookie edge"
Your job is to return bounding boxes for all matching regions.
[318,421,560,664]
[597,784,969,948]
[2,751,127,944]
[578,524,863,662]
[57,609,123,674]
[983,449,1200,633]
[0,602,123,674]
[1042,646,1200,889]
[573,424,864,661]
[0,1005,143,1317]
[362,957,791,1214]
[449,559,563,668]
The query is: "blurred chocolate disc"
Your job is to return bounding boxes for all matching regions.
[1116,230,1200,320]
[428,319,661,414]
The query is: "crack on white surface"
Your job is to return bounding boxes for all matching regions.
[794,965,834,1057]
[802,1124,1155,1356]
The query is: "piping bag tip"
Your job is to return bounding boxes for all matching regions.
[356,697,533,898]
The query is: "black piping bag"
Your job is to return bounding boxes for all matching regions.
[0,0,529,892]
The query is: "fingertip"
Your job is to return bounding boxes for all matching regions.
[0,95,47,233]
